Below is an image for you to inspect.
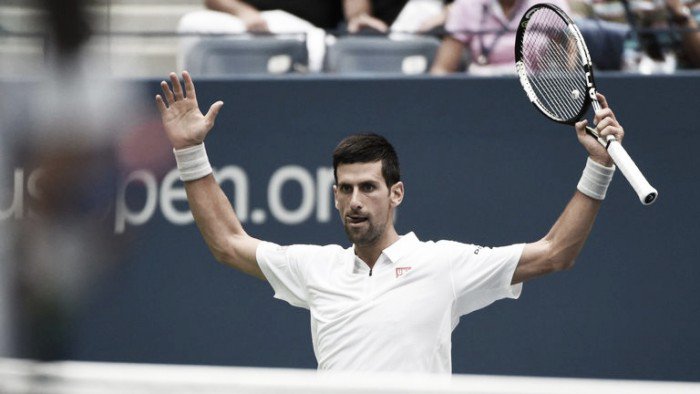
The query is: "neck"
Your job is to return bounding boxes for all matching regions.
[355,226,400,269]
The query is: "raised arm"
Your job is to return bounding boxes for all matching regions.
[156,71,264,280]
[512,93,622,284]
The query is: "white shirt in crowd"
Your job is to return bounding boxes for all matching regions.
[256,232,524,374]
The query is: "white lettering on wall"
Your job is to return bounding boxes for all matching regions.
[115,170,157,234]
[268,166,315,225]
[160,168,192,225]
[4,165,336,233]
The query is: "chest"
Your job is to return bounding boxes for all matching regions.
[306,261,453,328]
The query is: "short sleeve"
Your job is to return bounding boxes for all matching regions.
[444,241,525,317]
[256,241,315,309]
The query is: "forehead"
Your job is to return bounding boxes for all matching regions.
[336,161,384,184]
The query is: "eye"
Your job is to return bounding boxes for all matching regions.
[339,184,352,193]
[361,183,376,193]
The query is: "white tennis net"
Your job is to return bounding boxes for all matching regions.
[1,358,698,394]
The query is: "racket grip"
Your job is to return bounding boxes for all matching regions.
[606,141,658,205]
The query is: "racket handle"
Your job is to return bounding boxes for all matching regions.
[606,140,658,205]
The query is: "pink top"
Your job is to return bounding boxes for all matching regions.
[446,0,571,67]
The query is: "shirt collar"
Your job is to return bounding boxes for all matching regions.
[349,232,421,274]
[382,232,420,264]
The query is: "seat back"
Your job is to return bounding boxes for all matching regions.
[324,35,441,75]
[184,36,308,76]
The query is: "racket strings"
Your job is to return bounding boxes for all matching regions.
[531,27,580,90]
[526,17,582,117]
[527,36,584,118]
[528,43,576,117]
[529,33,581,117]
[520,9,587,122]
[539,26,583,100]
[524,13,581,99]
[525,44,575,118]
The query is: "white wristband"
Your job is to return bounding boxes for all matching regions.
[577,157,615,200]
[173,143,212,182]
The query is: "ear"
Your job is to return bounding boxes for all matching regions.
[390,181,404,207]
[332,184,339,210]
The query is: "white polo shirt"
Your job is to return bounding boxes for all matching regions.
[256,232,524,374]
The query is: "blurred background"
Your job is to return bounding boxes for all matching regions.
[2,0,699,77]
[0,0,698,391]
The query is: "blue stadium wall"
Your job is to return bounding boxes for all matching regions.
[4,74,700,381]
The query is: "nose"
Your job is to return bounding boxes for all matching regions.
[350,188,362,210]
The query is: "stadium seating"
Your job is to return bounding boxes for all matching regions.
[183,36,308,76]
[324,35,441,75]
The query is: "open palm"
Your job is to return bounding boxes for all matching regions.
[155,71,223,150]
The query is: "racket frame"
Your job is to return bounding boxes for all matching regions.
[514,3,658,205]
[515,3,596,126]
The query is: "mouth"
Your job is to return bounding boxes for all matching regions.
[345,214,368,226]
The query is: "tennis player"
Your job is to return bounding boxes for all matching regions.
[156,71,623,373]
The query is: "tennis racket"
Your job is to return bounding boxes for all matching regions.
[514,3,658,205]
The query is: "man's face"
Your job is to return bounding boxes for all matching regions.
[333,161,403,246]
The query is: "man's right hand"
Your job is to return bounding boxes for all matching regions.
[155,71,224,150]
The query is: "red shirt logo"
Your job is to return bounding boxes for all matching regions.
[395,266,412,278]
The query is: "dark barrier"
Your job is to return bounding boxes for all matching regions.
[3,74,699,381]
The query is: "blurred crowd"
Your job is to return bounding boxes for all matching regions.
[175,0,700,74]
[0,0,697,76]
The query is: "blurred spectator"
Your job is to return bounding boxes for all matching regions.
[344,0,409,33]
[571,0,700,71]
[178,1,432,73]
[391,0,455,34]
[431,0,570,75]
[192,0,418,35]
[666,0,700,67]
[203,0,344,31]
[178,0,345,72]
[4,0,140,360]
[630,0,700,70]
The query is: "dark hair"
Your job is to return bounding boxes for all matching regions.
[332,133,400,187]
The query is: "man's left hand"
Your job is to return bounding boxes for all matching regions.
[574,92,624,167]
